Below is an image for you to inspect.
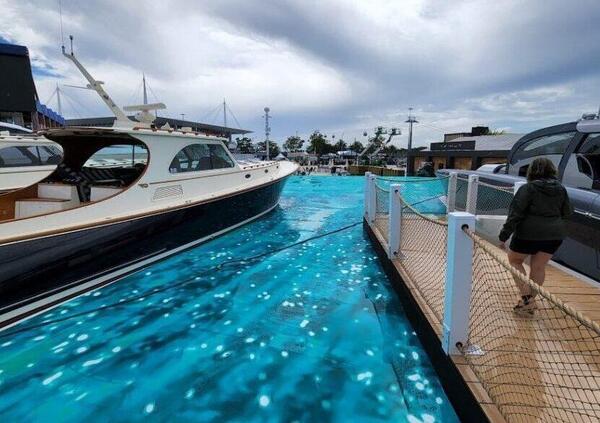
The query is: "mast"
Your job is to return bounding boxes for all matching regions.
[62,35,131,126]
[142,74,148,105]
[55,84,62,116]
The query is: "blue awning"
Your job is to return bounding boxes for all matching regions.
[35,99,65,124]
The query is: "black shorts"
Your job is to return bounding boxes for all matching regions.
[509,238,562,255]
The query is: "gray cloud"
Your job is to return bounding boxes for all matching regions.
[1,0,599,146]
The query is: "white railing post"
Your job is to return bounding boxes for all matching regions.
[364,171,372,218]
[514,180,526,194]
[442,212,476,355]
[466,174,479,215]
[447,172,457,213]
[388,184,402,259]
[368,174,377,224]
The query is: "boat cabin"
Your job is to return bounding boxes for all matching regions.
[0,129,147,221]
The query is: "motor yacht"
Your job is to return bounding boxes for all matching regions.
[0,44,297,326]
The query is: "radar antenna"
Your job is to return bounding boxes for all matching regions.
[123,74,166,124]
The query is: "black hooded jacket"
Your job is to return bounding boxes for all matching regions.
[499,179,573,242]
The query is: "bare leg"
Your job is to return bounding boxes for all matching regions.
[507,249,529,296]
[529,252,553,296]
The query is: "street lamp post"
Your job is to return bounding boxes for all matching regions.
[264,107,271,160]
[405,107,418,176]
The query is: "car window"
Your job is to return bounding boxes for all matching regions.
[509,131,576,177]
[520,132,575,156]
[562,133,600,190]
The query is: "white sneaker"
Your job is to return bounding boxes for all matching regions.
[513,297,536,315]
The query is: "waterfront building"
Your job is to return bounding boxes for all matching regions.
[0,43,65,130]
[410,127,523,171]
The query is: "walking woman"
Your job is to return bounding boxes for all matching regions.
[498,157,572,314]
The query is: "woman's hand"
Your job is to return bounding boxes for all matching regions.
[498,241,506,250]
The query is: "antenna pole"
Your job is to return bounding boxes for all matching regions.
[62,35,130,124]
[405,107,418,176]
[58,0,65,46]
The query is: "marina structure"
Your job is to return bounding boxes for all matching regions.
[364,173,600,422]
[0,43,296,327]
[2,3,600,422]
[0,43,65,130]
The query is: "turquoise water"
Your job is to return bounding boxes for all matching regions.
[0,176,458,422]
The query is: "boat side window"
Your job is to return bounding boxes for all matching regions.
[563,133,600,191]
[0,146,40,167]
[24,146,62,166]
[510,131,575,177]
[209,144,235,169]
[83,144,148,168]
[37,145,63,165]
[169,143,234,173]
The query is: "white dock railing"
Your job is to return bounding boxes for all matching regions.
[364,174,600,423]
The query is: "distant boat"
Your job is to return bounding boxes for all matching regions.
[0,43,297,325]
[0,127,63,195]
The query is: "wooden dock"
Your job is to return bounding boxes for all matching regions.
[367,215,600,423]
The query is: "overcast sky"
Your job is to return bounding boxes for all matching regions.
[1,0,600,147]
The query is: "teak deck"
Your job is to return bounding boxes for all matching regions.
[368,216,600,423]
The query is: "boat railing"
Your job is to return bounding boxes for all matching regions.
[364,172,600,422]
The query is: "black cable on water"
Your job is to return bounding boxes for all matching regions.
[0,221,363,338]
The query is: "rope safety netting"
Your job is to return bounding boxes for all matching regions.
[373,176,450,322]
[462,227,600,423]
[370,175,600,422]
[455,176,514,215]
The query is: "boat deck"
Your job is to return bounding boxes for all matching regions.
[369,215,600,423]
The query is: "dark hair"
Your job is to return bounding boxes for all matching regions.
[526,157,557,182]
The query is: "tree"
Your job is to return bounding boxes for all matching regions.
[383,144,399,157]
[235,136,255,154]
[349,140,364,154]
[306,131,332,156]
[333,139,347,152]
[283,135,304,152]
[256,140,280,157]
